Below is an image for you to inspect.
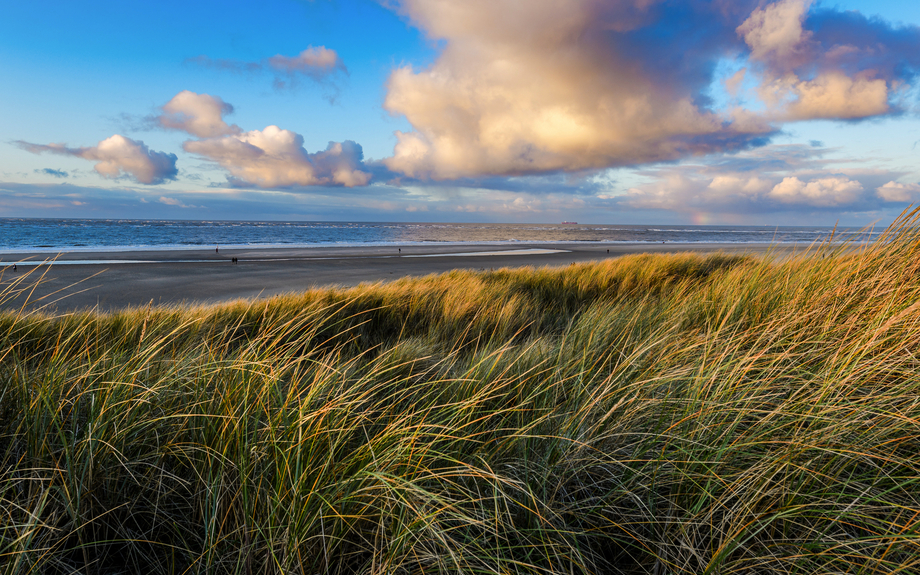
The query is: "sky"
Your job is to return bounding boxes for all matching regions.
[2,0,920,226]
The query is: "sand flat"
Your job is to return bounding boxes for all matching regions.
[0,242,802,312]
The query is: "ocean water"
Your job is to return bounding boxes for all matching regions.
[0,218,880,253]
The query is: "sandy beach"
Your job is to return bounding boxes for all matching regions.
[0,242,802,312]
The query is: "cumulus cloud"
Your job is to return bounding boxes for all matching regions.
[383,0,773,180]
[738,0,920,121]
[380,0,920,180]
[149,90,371,188]
[737,0,813,67]
[158,90,239,138]
[876,181,920,202]
[787,73,889,119]
[17,135,178,185]
[184,126,371,188]
[767,176,863,206]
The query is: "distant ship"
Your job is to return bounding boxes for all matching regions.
[561,221,578,224]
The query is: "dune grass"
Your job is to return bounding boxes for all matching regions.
[2,213,920,574]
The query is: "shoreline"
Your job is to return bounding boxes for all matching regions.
[0,242,808,312]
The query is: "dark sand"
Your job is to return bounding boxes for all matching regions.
[0,243,801,313]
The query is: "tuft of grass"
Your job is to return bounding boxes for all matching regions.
[2,211,920,573]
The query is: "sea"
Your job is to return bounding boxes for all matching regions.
[0,218,882,253]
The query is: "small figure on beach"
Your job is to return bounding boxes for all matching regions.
[398,248,401,253]
[216,245,219,253]
[607,249,609,254]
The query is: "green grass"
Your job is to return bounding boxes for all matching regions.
[2,212,920,573]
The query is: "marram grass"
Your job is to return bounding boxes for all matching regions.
[3,214,920,574]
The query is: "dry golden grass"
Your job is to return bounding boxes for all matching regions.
[2,211,920,573]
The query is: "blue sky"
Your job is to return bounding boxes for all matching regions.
[2,0,919,225]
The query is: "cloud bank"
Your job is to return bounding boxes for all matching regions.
[614,144,919,214]
[17,135,178,185]
[381,0,920,181]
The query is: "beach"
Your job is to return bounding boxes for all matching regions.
[0,242,800,312]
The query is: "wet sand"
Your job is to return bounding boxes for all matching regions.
[0,243,802,312]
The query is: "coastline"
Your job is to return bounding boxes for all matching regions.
[0,242,806,312]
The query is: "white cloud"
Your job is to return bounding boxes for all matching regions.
[382,0,772,181]
[184,126,371,188]
[737,0,904,122]
[380,0,920,181]
[876,181,920,203]
[17,135,178,185]
[767,176,863,206]
[752,69,890,122]
[784,73,889,120]
[159,90,239,138]
[614,144,891,213]
[622,173,867,210]
[708,175,772,195]
[737,0,812,66]
[151,90,372,188]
